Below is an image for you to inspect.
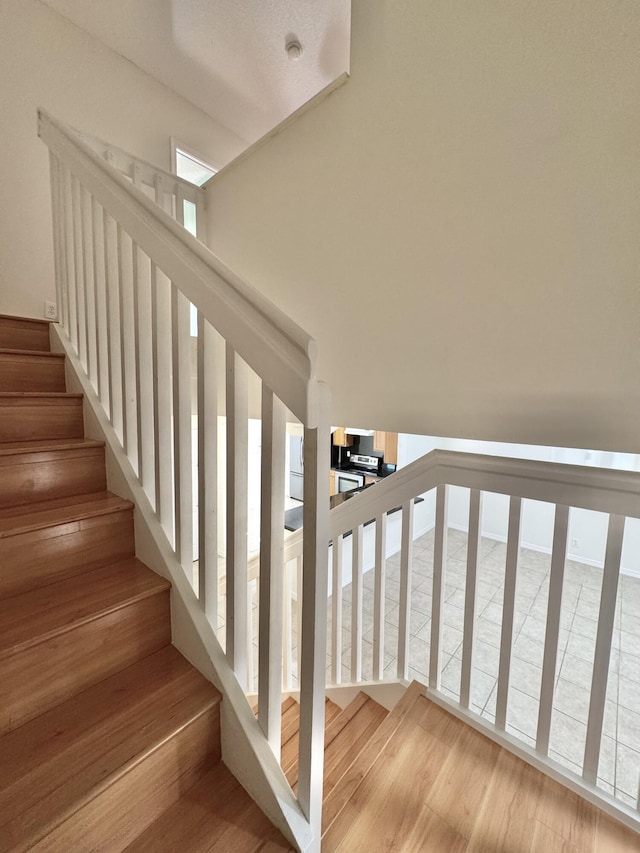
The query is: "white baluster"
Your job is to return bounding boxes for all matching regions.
[496,496,522,730]
[57,163,71,335]
[134,246,154,494]
[536,504,570,755]
[132,243,143,480]
[195,193,206,242]
[48,154,63,329]
[296,556,303,685]
[351,523,364,682]
[80,186,97,390]
[71,177,87,368]
[283,559,294,691]
[150,265,161,515]
[225,344,249,688]
[460,489,483,707]
[430,484,448,689]
[91,198,108,413]
[62,168,78,352]
[197,312,218,622]
[247,579,255,695]
[176,183,185,226]
[331,535,343,685]
[171,285,194,572]
[373,512,387,681]
[154,174,170,216]
[397,500,414,681]
[152,266,173,533]
[103,212,122,440]
[116,224,133,456]
[297,384,330,835]
[258,386,286,755]
[583,515,625,783]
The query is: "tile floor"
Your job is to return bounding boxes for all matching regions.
[328,527,640,812]
[218,523,639,815]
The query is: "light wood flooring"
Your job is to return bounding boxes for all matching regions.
[321,683,640,852]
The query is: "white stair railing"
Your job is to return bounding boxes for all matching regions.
[269,449,640,835]
[39,109,329,851]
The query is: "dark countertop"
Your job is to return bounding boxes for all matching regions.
[331,466,395,481]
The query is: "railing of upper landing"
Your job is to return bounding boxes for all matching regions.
[274,447,640,836]
[38,108,329,850]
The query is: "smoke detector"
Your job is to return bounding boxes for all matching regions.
[286,39,303,61]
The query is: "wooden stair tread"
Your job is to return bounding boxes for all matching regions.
[284,694,388,790]
[0,558,169,657]
[323,697,389,794]
[0,313,52,326]
[322,681,425,837]
[123,764,293,852]
[0,348,63,358]
[0,491,132,539]
[281,698,301,744]
[0,645,221,849]
[324,690,370,744]
[0,437,103,456]
[280,699,341,775]
[0,391,81,399]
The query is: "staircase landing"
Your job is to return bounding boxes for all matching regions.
[321,684,639,852]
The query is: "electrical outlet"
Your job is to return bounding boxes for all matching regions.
[571,537,579,547]
[44,301,57,320]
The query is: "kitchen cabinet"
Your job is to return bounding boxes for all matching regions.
[332,428,354,448]
[330,470,337,496]
[373,430,398,465]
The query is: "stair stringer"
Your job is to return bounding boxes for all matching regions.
[50,324,315,853]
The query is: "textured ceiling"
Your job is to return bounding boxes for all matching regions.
[40,0,351,144]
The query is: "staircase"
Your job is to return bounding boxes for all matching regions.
[0,314,291,852]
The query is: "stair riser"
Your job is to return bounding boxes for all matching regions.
[0,399,83,443]
[0,319,50,353]
[0,447,106,508]
[0,354,65,393]
[28,706,220,853]
[0,590,170,736]
[0,509,135,599]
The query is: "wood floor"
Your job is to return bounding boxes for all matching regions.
[320,684,640,853]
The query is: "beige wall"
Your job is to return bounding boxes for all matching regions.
[205,0,640,453]
[0,0,245,320]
